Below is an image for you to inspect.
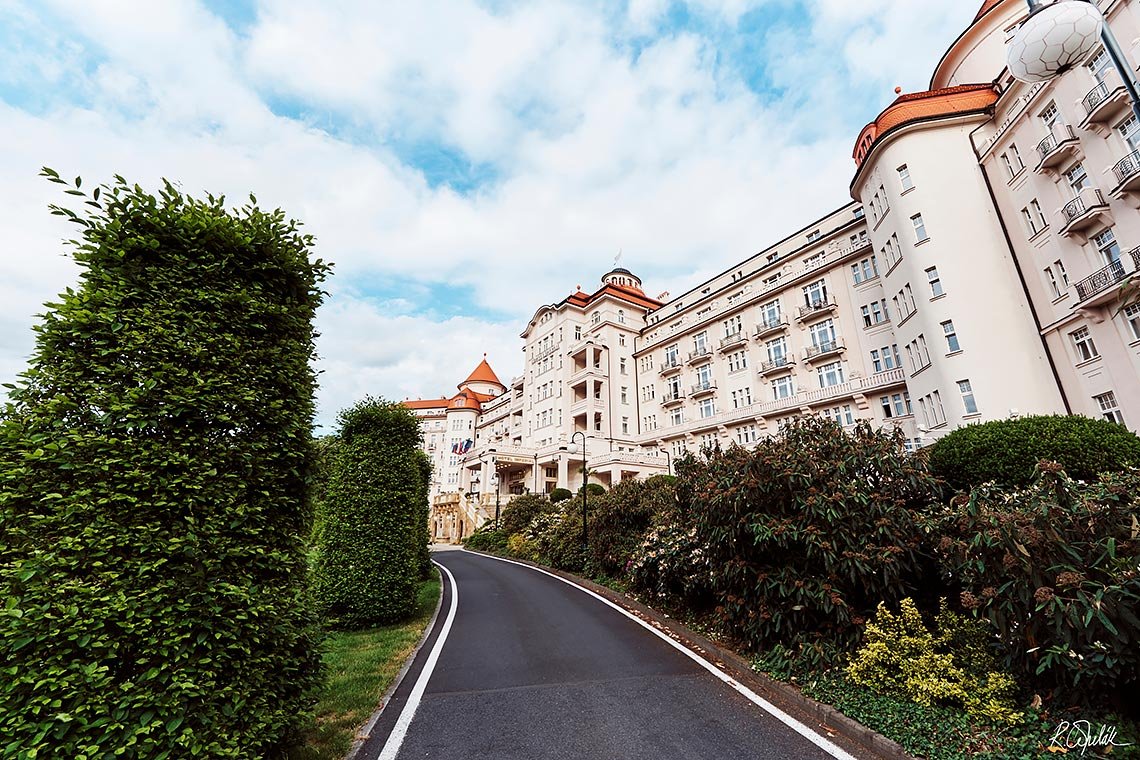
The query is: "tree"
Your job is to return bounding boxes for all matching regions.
[312,399,424,628]
[0,171,329,757]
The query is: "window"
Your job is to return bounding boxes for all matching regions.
[1022,206,1040,236]
[1040,101,1062,131]
[823,405,855,426]
[664,344,679,366]
[1054,259,1069,287]
[853,207,865,220]
[727,350,748,372]
[1092,228,1122,265]
[897,164,913,191]
[1065,162,1089,194]
[617,309,625,324]
[759,299,781,328]
[698,397,716,418]
[642,384,656,402]
[620,386,628,404]
[574,326,582,340]
[737,424,759,445]
[809,319,837,350]
[724,314,743,337]
[1123,303,1140,341]
[861,299,889,327]
[1045,266,1062,299]
[1095,391,1125,425]
[1071,326,1099,362]
[695,364,712,388]
[693,331,709,354]
[731,387,753,408]
[870,344,901,373]
[643,415,657,432]
[817,361,845,388]
[803,280,828,308]
[621,416,630,434]
[766,336,788,364]
[670,408,684,426]
[807,229,821,242]
[1088,48,1111,82]
[878,184,889,214]
[958,379,979,415]
[592,312,601,325]
[921,267,943,298]
[1009,143,1023,172]
[620,358,627,375]
[772,375,795,400]
[941,320,961,353]
[1118,114,1140,151]
[911,214,929,243]
[881,392,911,418]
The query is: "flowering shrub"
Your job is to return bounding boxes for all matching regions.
[587,477,676,577]
[685,417,936,652]
[627,523,713,608]
[847,599,1021,723]
[929,465,1140,701]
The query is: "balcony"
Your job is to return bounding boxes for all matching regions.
[658,357,682,376]
[719,331,747,351]
[796,301,838,322]
[688,347,713,364]
[758,356,795,376]
[1073,248,1140,307]
[754,317,789,340]
[1035,125,1080,173]
[1078,73,1129,134]
[803,339,845,363]
[661,390,686,407]
[690,381,717,398]
[1057,187,1111,242]
[1111,150,1140,197]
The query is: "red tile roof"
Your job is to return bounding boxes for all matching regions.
[975,0,1003,23]
[460,355,504,389]
[852,83,999,170]
[402,398,449,410]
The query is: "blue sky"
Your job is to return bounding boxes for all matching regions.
[0,0,981,429]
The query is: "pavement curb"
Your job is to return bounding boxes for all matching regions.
[343,564,447,760]
[464,547,914,760]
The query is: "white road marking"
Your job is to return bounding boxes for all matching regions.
[373,560,459,760]
[467,550,858,760]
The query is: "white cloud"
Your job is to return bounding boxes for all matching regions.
[0,0,984,428]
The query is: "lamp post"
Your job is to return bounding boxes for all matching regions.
[533,451,539,494]
[659,447,672,476]
[1007,0,1140,123]
[492,472,501,528]
[570,430,588,549]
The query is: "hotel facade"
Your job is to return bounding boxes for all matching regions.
[407,0,1140,542]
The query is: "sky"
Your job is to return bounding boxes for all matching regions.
[0,0,982,431]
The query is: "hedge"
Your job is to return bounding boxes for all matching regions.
[928,415,1140,493]
[0,172,328,758]
[312,399,423,629]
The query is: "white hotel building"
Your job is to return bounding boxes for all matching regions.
[407,0,1140,542]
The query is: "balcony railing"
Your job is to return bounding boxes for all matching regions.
[759,357,794,374]
[1073,247,1140,303]
[1113,150,1140,190]
[1059,187,1109,237]
[797,301,836,320]
[661,390,686,406]
[658,357,682,375]
[1035,125,1079,171]
[690,381,717,397]
[804,339,845,362]
[688,347,713,363]
[754,317,789,338]
[719,331,747,350]
[1083,82,1110,115]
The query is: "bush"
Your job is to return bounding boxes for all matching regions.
[587,477,676,578]
[550,487,572,503]
[928,415,1140,493]
[499,493,554,538]
[0,173,327,757]
[688,417,936,652]
[581,482,606,497]
[929,465,1140,703]
[412,450,433,578]
[847,599,1021,723]
[627,522,714,609]
[313,399,423,629]
[463,526,507,553]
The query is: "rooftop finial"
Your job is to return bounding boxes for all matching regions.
[894,86,902,95]
[614,249,622,267]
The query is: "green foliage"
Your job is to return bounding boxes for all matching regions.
[313,399,423,629]
[929,466,1140,701]
[847,599,1021,723]
[928,415,1140,493]
[411,450,432,578]
[549,487,572,503]
[506,533,539,562]
[0,172,328,758]
[499,493,554,538]
[582,482,606,497]
[687,417,936,652]
[462,526,507,553]
[586,477,675,577]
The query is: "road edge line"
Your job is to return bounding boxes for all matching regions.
[345,564,448,760]
[465,549,859,760]
[365,559,460,760]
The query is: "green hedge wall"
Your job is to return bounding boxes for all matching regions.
[0,173,328,758]
[928,414,1140,493]
[312,399,423,628]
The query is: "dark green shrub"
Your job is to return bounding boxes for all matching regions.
[587,477,676,577]
[928,415,1140,493]
[412,450,433,578]
[688,417,936,652]
[499,493,553,538]
[582,482,606,497]
[462,526,507,553]
[550,487,572,503]
[929,465,1140,703]
[313,399,422,629]
[0,172,327,757]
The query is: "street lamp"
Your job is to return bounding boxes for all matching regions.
[533,451,539,494]
[1007,0,1140,123]
[658,447,672,476]
[568,430,588,549]
[492,472,501,528]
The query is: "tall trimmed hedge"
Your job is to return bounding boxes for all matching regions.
[928,414,1140,493]
[313,399,423,628]
[412,450,433,578]
[0,172,328,757]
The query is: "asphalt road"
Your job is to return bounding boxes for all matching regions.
[361,549,848,760]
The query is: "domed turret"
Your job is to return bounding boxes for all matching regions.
[601,267,644,295]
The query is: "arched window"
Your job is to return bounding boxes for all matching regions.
[617,309,625,324]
